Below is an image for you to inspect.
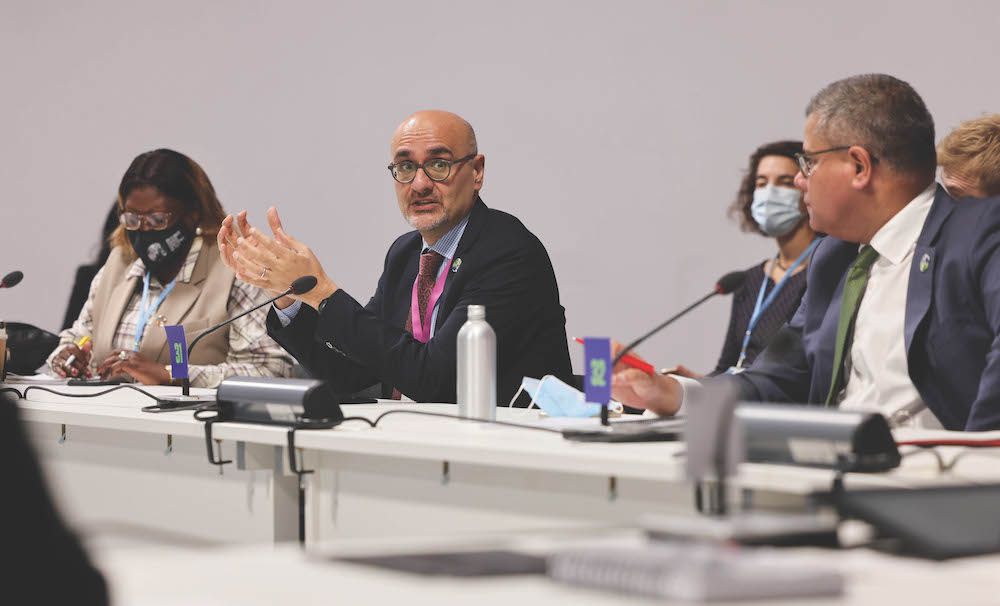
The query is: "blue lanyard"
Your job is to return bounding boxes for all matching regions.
[133,271,176,351]
[734,238,819,369]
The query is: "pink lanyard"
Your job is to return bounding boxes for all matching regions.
[410,257,453,342]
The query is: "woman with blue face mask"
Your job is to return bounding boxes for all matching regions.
[674,140,818,378]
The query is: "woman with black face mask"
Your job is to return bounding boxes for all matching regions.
[47,149,293,386]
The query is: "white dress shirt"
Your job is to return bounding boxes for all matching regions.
[667,184,941,427]
[837,183,940,428]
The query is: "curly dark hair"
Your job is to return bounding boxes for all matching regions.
[728,140,803,236]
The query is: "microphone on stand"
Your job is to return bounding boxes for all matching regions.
[0,271,20,378]
[602,271,746,425]
[1,271,24,359]
[164,276,318,402]
[1,271,24,289]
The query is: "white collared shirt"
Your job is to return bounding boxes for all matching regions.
[418,212,470,335]
[836,183,940,428]
[667,184,942,426]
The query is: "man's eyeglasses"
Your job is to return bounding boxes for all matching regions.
[119,211,174,231]
[794,146,878,177]
[387,154,476,184]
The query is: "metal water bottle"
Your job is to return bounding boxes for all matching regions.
[456,305,496,420]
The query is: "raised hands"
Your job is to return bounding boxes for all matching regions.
[217,207,337,309]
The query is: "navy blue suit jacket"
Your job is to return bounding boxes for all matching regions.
[732,186,1000,431]
[267,197,573,404]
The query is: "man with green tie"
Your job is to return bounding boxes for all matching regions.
[612,73,1000,431]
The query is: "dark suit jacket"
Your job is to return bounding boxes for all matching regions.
[732,186,1000,431]
[268,197,573,404]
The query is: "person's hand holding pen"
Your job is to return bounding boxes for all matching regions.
[608,340,684,416]
[574,337,703,380]
[659,364,703,380]
[573,337,657,374]
[52,336,92,378]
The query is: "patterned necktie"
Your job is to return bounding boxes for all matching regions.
[825,245,880,406]
[392,249,446,400]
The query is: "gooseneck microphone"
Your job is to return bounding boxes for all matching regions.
[176,275,318,398]
[1,271,24,289]
[603,270,746,425]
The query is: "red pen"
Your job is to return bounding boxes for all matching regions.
[573,337,656,375]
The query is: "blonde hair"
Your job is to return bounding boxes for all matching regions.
[937,114,1000,197]
[109,149,226,258]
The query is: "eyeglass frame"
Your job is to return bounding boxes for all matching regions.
[794,145,878,177]
[387,154,477,184]
[119,210,176,231]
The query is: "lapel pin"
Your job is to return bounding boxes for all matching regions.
[452,258,462,273]
[919,253,931,273]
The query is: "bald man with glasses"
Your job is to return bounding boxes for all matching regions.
[217,110,572,404]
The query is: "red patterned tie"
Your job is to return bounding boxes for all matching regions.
[392,250,445,399]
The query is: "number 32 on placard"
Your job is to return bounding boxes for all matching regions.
[590,358,607,387]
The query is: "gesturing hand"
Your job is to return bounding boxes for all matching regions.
[217,207,338,309]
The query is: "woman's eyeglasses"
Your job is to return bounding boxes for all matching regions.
[119,211,174,230]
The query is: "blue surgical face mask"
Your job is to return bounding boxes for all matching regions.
[509,376,622,418]
[751,185,803,237]
[513,377,543,402]
[532,376,601,417]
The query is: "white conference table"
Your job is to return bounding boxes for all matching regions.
[95,529,1000,606]
[12,383,1000,547]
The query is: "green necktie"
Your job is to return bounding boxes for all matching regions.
[825,245,880,406]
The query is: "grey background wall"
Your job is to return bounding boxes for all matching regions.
[1,0,997,374]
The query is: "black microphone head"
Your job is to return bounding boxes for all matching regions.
[1,270,23,288]
[715,271,746,295]
[289,275,318,295]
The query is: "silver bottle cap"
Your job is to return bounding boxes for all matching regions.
[467,305,485,320]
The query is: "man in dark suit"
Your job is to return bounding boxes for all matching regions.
[217,110,572,403]
[612,74,1000,431]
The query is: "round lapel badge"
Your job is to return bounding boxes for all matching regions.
[919,253,930,273]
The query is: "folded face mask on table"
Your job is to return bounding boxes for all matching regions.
[510,375,623,417]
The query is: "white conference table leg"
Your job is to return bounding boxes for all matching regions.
[306,450,693,544]
[25,421,298,546]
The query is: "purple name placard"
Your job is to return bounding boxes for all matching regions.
[164,325,189,380]
[583,337,612,405]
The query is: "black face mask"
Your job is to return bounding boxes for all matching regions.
[127,223,195,272]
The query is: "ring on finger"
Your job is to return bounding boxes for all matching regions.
[260,267,268,279]
[118,350,131,361]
